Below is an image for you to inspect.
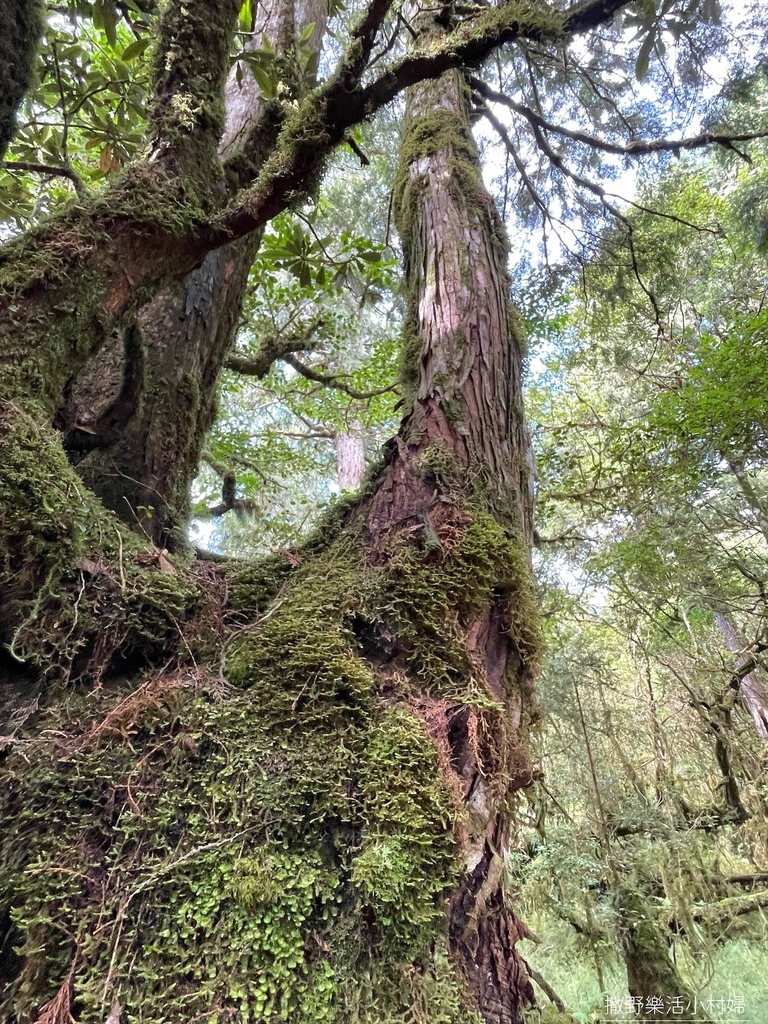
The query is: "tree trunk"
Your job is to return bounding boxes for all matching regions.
[337,423,366,491]
[713,609,768,743]
[359,18,540,1020]
[617,884,710,1022]
[0,0,44,160]
[62,0,328,551]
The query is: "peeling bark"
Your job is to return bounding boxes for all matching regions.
[368,19,539,1021]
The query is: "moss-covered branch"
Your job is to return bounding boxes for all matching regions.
[146,0,240,195]
[0,0,633,417]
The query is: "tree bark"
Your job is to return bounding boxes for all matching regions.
[0,0,44,161]
[337,422,366,491]
[713,609,768,743]
[361,17,540,1020]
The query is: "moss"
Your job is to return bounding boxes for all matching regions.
[0,466,538,1021]
[366,503,542,688]
[0,403,195,676]
[352,705,458,954]
[0,528,471,1021]
[417,441,463,484]
[0,0,44,161]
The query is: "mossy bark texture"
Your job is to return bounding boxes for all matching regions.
[617,885,711,1022]
[65,0,328,551]
[0,0,44,161]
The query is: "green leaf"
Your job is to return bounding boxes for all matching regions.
[102,2,119,48]
[298,22,316,44]
[239,0,252,32]
[251,65,276,98]
[122,38,150,62]
[635,28,656,80]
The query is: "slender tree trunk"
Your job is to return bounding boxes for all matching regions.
[713,610,768,743]
[337,422,366,491]
[617,884,709,1023]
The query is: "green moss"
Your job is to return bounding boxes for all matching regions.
[353,705,458,954]
[0,467,539,1021]
[0,523,471,1021]
[417,441,463,484]
[0,0,44,161]
[366,504,542,689]
[0,404,195,675]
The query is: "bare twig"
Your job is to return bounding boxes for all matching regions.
[283,353,397,400]
[470,77,767,163]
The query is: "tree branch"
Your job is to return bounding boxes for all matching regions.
[470,77,768,161]
[224,318,324,377]
[224,0,635,238]
[282,354,397,400]
[3,159,87,198]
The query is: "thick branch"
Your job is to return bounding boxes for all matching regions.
[1,0,636,413]
[224,0,634,238]
[562,0,630,35]
[146,0,240,183]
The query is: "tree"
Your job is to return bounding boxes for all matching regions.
[521,120,768,1017]
[1,1,765,1022]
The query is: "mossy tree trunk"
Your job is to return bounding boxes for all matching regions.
[617,885,710,1022]
[359,17,540,1018]
[0,0,44,161]
[62,0,328,551]
[0,27,542,1024]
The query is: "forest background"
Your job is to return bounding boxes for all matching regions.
[1,0,768,1023]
